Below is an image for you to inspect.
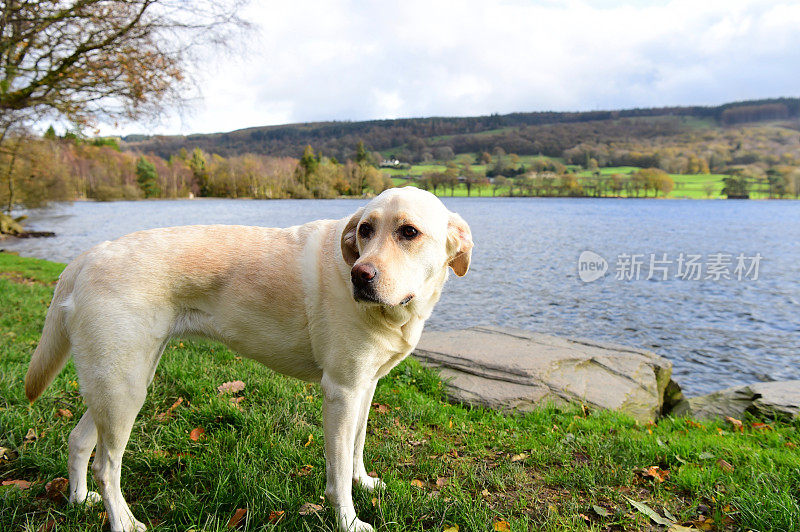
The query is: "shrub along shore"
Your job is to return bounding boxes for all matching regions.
[1,252,798,531]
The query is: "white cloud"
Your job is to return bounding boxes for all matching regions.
[101,0,800,136]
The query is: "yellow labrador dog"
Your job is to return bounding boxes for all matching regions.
[25,187,472,532]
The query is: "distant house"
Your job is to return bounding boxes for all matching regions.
[379,158,401,168]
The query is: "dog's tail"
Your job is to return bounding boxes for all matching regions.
[24,261,79,403]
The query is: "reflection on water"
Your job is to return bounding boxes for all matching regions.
[4,197,799,395]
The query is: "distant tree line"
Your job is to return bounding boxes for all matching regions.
[0,134,394,212]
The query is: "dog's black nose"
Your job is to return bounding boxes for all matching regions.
[351,263,377,287]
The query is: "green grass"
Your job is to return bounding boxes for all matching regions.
[2,252,800,531]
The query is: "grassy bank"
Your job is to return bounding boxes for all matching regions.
[1,252,799,531]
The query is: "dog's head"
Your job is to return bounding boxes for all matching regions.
[341,187,473,307]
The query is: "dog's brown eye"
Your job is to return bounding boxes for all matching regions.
[358,223,373,239]
[399,225,419,239]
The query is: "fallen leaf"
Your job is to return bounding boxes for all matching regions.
[724,416,742,430]
[493,520,511,531]
[579,513,590,521]
[641,465,670,482]
[217,380,245,395]
[36,519,58,532]
[304,434,314,447]
[685,419,704,429]
[268,510,285,524]
[156,397,184,421]
[371,497,378,507]
[667,525,699,532]
[24,428,37,442]
[625,497,674,526]
[592,505,610,517]
[298,502,322,515]
[2,479,32,490]
[510,453,527,462]
[371,403,390,414]
[698,452,715,460]
[189,427,205,441]
[716,458,734,472]
[0,446,15,461]
[45,477,69,501]
[436,477,447,488]
[226,508,247,528]
[295,465,314,477]
[751,422,773,431]
[56,409,73,418]
[443,525,459,532]
[408,439,428,446]
[410,479,426,488]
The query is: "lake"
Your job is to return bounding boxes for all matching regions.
[3,197,798,396]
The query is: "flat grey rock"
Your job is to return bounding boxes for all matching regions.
[687,380,800,420]
[413,326,677,422]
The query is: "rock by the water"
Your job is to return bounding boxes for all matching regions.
[413,326,680,422]
[685,380,800,421]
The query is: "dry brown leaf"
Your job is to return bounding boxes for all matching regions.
[443,525,459,532]
[724,416,742,429]
[295,465,314,477]
[2,479,31,489]
[493,520,511,531]
[304,434,314,447]
[298,502,323,515]
[189,427,205,441]
[510,453,527,462]
[481,488,490,497]
[36,519,58,532]
[641,465,670,482]
[268,510,285,524]
[0,446,15,461]
[751,422,773,431]
[156,397,184,421]
[45,477,69,501]
[217,380,246,395]
[717,458,734,472]
[410,479,426,488]
[436,477,447,488]
[371,403,390,414]
[226,508,247,528]
[24,428,37,442]
[56,409,73,419]
[371,497,378,507]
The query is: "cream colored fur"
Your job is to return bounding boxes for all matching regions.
[25,187,472,532]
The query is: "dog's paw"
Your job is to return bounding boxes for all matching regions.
[70,490,102,506]
[354,474,386,492]
[342,518,374,532]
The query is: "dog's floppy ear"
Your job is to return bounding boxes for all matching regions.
[447,212,473,277]
[341,207,365,267]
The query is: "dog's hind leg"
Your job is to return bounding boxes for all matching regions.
[68,410,101,505]
[88,376,149,532]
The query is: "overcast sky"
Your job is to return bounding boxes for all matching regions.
[102,0,800,136]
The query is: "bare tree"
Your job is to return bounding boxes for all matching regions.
[0,0,249,217]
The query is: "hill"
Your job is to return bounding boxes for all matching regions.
[124,98,800,161]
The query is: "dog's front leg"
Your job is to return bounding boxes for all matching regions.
[322,373,374,532]
[352,379,385,491]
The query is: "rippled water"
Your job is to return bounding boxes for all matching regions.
[3,197,799,396]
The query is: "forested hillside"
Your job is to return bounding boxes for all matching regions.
[125,98,800,162]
